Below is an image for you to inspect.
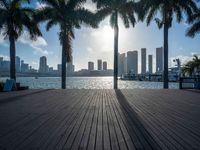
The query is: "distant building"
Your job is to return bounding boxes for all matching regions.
[118,53,126,76]
[39,56,47,73]
[124,57,127,73]
[141,48,146,74]
[127,51,138,75]
[156,47,163,73]
[49,67,53,72]
[67,62,75,76]
[21,60,29,72]
[88,62,94,71]
[57,64,62,73]
[0,57,3,69]
[103,61,107,70]
[148,55,153,74]
[1,60,10,71]
[15,56,20,72]
[97,59,102,70]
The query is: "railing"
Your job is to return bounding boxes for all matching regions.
[179,76,200,89]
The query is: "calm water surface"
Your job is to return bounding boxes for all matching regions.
[0,77,179,89]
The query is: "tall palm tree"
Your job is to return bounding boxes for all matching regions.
[186,10,200,37]
[0,0,42,81]
[92,0,139,89]
[140,0,198,89]
[35,0,97,89]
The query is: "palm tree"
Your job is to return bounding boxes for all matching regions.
[92,0,139,89]
[186,10,200,37]
[140,0,198,89]
[182,55,200,76]
[0,0,42,81]
[182,61,195,76]
[34,0,97,89]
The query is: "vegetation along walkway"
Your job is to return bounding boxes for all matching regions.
[0,89,200,150]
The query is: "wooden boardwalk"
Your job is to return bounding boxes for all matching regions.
[0,89,200,150]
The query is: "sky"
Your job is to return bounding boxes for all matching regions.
[0,0,200,73]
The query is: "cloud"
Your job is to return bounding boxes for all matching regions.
[31,45,49,55]
[83,0,96,12]
[0,33,8,47]
[0,54,9,60]
[35,2,48,9]
[18,31,48,55]
[87,47,94,53]
[191,52,200,56]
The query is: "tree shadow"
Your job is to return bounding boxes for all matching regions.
[0,90,52,105]
[114,89,160,149]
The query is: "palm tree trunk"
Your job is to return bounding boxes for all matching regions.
[114,11,119,89]
[9,35,16,81]
[163,23,169,89]
[61,30,67,89]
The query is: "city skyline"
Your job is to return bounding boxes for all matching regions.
[0,46,188,74]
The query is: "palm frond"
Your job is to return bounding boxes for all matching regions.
[186,20,200,37]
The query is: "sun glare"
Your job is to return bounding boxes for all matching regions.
[101,26,113,41]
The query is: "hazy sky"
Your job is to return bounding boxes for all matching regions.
[0,0,200,73]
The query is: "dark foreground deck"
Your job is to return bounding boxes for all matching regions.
[0,89,200,150]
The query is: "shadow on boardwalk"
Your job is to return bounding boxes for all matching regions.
[0,90,51,105]
[114,90,160,150]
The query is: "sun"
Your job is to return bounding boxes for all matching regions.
[101,26,113,41]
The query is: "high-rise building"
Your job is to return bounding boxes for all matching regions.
[57,64,62,73]
[156,47,163,73]
[97,59,102,70]
[103,61,107,70]
[0,57,3,69]
[39,56,47,73]
[88,62,94,71]
[118,53,126,76]
[66,62,75,76]
[141,48,146,74]
[48,67,53,72]
[127,51,138,75]
[1,61,10,71]
[15,56,20,72]
[148,55,153,74]
[21,60,29,72]
[124,57,127,73]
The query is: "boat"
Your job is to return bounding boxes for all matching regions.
[120,73,136,80]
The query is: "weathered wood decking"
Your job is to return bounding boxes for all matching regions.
[0,89,200,150]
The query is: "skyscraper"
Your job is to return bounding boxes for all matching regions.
[97,59,102,70]
[0,57,3,69]
[118,53,126,75]
[39,56,47,73]
[66,62,75,76]
[21,60,29,72]
[156,47,163,73]
[15,56,20,72]
[148,55,153,74]
[141,48,146,74]
[103,61,107,70]
[88,62,94,71]
[127,51,138,75]
[1,61,10,71]
[57,64,62,73]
